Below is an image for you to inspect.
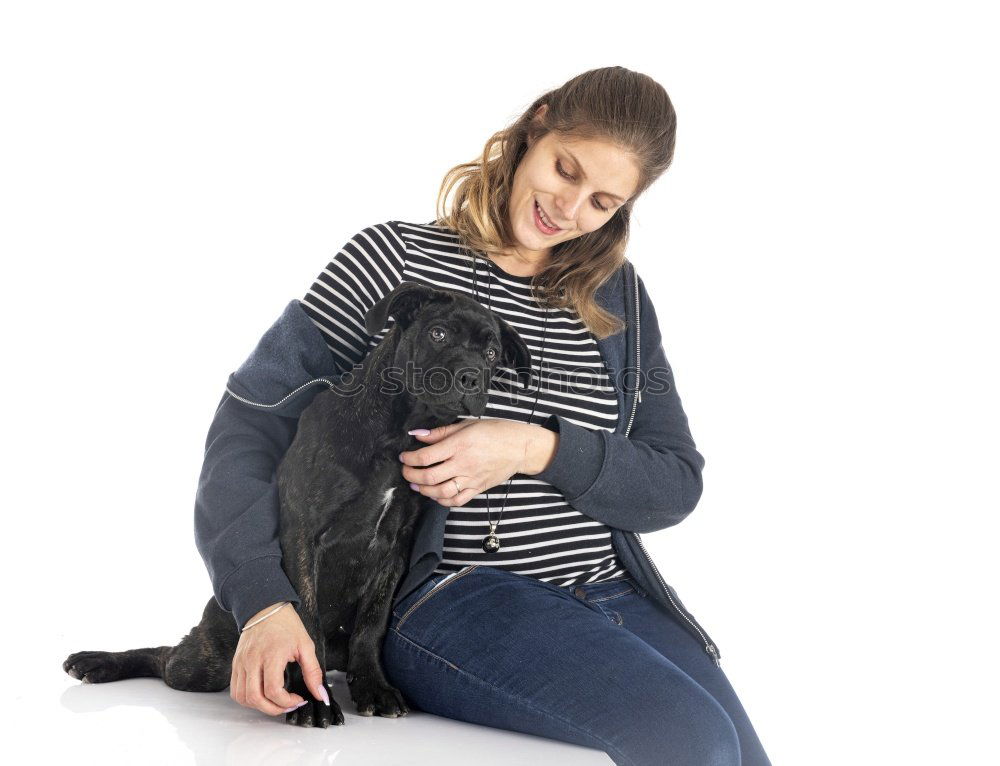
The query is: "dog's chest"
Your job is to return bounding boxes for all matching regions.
[313,455,420,553]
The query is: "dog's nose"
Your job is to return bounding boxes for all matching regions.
[457,368,481,393]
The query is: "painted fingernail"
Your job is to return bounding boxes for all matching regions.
[319,686,330,706]
[409,482,419,491]
[408,428,431,436]
[282,700,308,713]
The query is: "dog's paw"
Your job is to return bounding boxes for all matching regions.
[285,691,344,728]
[348,674,410,718]
[63,650,122,683]
[283,660,344,727]
[283,672,343,728]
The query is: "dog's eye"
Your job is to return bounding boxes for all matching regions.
[486,347,498,362]
[430,327,447,342]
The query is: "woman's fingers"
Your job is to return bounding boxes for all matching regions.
[263,655,304,711]
[435,483,483,507]
[294,641,330,705]
[244,661,292,716]
[400,421,475,469]
[231,665,245,706]
[414,470,469,499]
[399,441,455,474]
[401,454,464,488]
[406,421,475,443]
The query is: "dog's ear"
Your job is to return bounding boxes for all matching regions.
[365,281,440,335]
[496,315,534,389]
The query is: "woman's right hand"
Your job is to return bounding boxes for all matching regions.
[230,602,329,716]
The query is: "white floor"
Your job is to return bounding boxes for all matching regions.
[46,669,611,765]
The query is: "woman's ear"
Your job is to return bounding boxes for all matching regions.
[365,281,440,336]
[496,316,534,390]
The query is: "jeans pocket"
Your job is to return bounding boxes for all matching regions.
[579,581,638,626]
[588,583,637,604]
[394,565,480,631]
[392,573,447,623]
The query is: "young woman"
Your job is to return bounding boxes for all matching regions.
[209,67,772,765]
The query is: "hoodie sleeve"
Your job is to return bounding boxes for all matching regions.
[194,220,408,630]
[533,270,706,534]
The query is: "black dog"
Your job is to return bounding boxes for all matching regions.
[63,281,532,728]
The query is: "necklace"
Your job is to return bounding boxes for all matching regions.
[471,254,549,554]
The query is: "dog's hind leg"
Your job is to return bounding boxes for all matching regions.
[63,596,238,693]
[63,645,172,684]
[162,596,240,692]
[346,552,410,718]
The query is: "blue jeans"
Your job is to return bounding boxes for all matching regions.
[382,565,771,766]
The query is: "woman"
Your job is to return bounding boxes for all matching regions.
[213,67,771,765]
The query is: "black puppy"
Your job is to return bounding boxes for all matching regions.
[63,281,532,728]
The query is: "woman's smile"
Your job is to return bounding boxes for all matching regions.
[532,196,562,235]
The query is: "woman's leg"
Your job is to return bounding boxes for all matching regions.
[564,576,773,766]
[381,565,741,766]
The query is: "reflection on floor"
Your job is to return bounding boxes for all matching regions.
[55,669,612,765]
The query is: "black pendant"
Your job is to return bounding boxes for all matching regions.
[482,533,501,553]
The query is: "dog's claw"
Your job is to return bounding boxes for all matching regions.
[285,693,344,728]
[283,663,342,727]
[349,675,410,718]
[63,650,121,684]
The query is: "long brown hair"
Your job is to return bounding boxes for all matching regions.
[433,66,677,340]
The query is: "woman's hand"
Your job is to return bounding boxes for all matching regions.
[230,602,328,716]
[399,419,558,507]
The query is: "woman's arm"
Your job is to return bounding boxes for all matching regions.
[193,221,407,630]
[532,272,706,534]
[194,303,340,630]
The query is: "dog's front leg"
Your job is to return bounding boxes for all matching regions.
[280,526,343,728]
[346,552,410,717]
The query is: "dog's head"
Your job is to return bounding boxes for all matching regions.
[364,281,533,419]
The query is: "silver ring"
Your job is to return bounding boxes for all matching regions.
[452,479,462,495]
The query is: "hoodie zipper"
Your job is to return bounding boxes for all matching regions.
[623,265,642,435]
[630,529,721,667]
[622,264,721,668]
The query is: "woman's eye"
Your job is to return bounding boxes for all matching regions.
[555,159,610,212]
[430,327,447,342]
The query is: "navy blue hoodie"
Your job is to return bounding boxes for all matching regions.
[193,256,722,666]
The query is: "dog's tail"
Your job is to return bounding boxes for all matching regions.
[63,646,171,684]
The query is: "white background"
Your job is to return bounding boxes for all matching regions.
[3,2,997,764]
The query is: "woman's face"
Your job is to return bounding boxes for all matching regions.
[507,127,641,263]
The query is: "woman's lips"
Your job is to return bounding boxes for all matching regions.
[533,198,560,234]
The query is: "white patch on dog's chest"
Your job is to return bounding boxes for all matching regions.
[368,486,396,548]
[380,486,396,514]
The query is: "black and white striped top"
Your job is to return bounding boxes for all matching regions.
[299,219,628,586]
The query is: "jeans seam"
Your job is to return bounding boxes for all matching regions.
[389,627,462,672]
[386,627,639,766]
[588,588,635,603]
[593,604,624,626]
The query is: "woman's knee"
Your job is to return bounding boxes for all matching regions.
[609,681,741,766]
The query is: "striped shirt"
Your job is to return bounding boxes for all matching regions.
[299,219,629,586]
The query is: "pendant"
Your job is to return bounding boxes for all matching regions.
[482,522,500,553]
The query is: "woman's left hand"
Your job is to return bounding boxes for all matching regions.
[398,419,555,507]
